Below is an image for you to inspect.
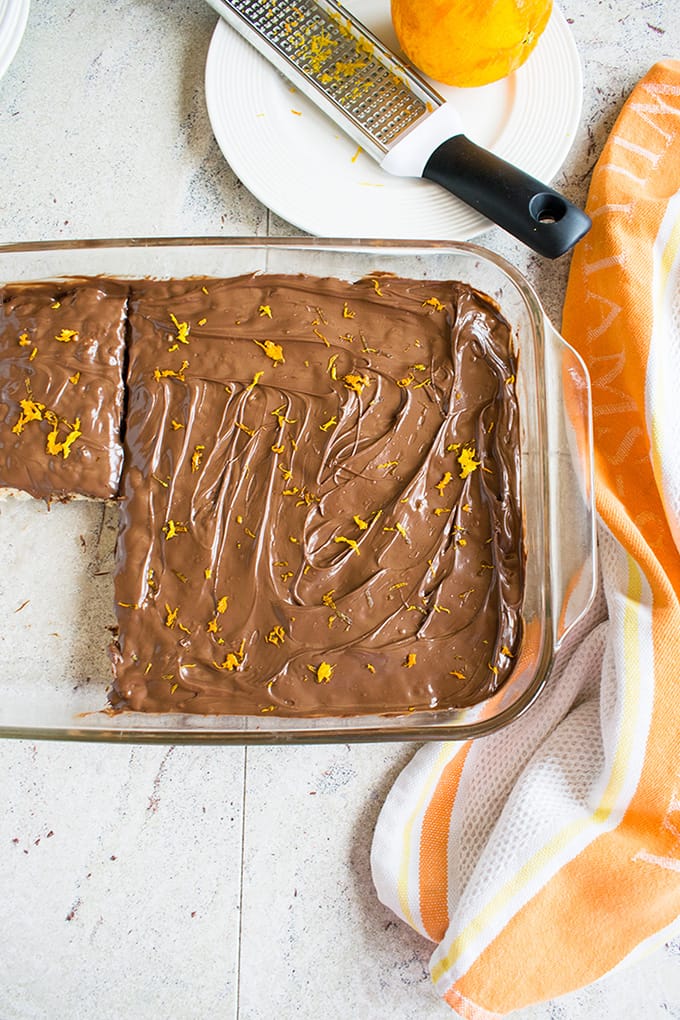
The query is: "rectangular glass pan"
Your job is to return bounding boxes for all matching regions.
[0,237,596,743]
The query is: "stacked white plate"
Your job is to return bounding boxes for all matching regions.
[0,0,29,80]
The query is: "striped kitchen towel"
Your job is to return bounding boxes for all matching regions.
[371,60,680,1017]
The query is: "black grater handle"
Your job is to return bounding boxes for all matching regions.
[423,134,591,259]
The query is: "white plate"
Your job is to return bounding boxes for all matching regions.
[0,0,29,81]
[205,1,583,240]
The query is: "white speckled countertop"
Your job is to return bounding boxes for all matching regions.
[0,2,679,1017]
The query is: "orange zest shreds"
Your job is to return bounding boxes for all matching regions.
[378,460,399,470]
[405,653,417,668]
[322,590,337,609]
[282,486,299,497]
[44,413,81,459]
[201,285,209,295]
[215,653,241,671]
[395,522,409,542]
[171,419,184,430]
[154,360,189,382]
[173,570,189,584]
[236,421,255,437]
[11,398,45,435]
[501,645,514,657]
[278,464,293,482]
[320,416,337,432]
[117,601,139,609]
[50,301,61,309]
[206,618,220,634]
[204,567,212,580]
[447,442,462,452]
[343,372,370,394]
[152,474,169,488]
[353,514,368,530]
[68,371,80,385]
[342,302,356,319]
[371,278,384,296]
[164,604,179,629]
[144,663,153,675]
[271,405,297,428]
[261,705,276,713]
[434,604,451,614]
[458,445,481,479]
[397,374,414,388]
[246,370,265,392]
[178,623,192,635]
[366,663,376,673]
[313,661,334,684]
[435,471,453,495]
[289,536,299,544]
[191,444,205,472]
[289,436,299,451]
[169,313,190,345]
[462,502,472,513]
[457,537,467,547]
[334,535,360,555]
[258,304,272,318]
[271,444,285,454]
[422,296,445,312]
[170,683,179,694]
[197,317,207,327]
[253,338,284,363]
[216,596,229,614]
[214,638,246,671]
[18,332,31,346]
[339,333,354,344]
[54,328,79,343]
[291,109,302,115]
[506,374,515,385]
[327,354,339,379]
[245,527,256,539]
[28,347,37,361]
[162,519,188,540]
[265,625,286,645]
[313,327,329,347]
[280,570,294,582]
[458,588,475,600]
[450,669,466,680]
[488,663,499,675]
[434,507,451,516]
[389,582,407,591]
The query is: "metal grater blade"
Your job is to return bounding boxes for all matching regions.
[208,0,443,159]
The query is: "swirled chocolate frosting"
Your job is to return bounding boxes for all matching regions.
[111,272,523,717]
[0,279,128,501]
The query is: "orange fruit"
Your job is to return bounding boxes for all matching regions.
[390,0,553,88]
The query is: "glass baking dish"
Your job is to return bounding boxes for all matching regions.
[0,237,596,744]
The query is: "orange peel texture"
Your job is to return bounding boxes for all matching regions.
[391,0,553,88]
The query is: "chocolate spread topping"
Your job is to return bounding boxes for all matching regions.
[1,271,523,717]
[0,279,128,501]
[111,273,523,717]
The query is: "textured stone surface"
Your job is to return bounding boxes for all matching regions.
[0,1,678,1017]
